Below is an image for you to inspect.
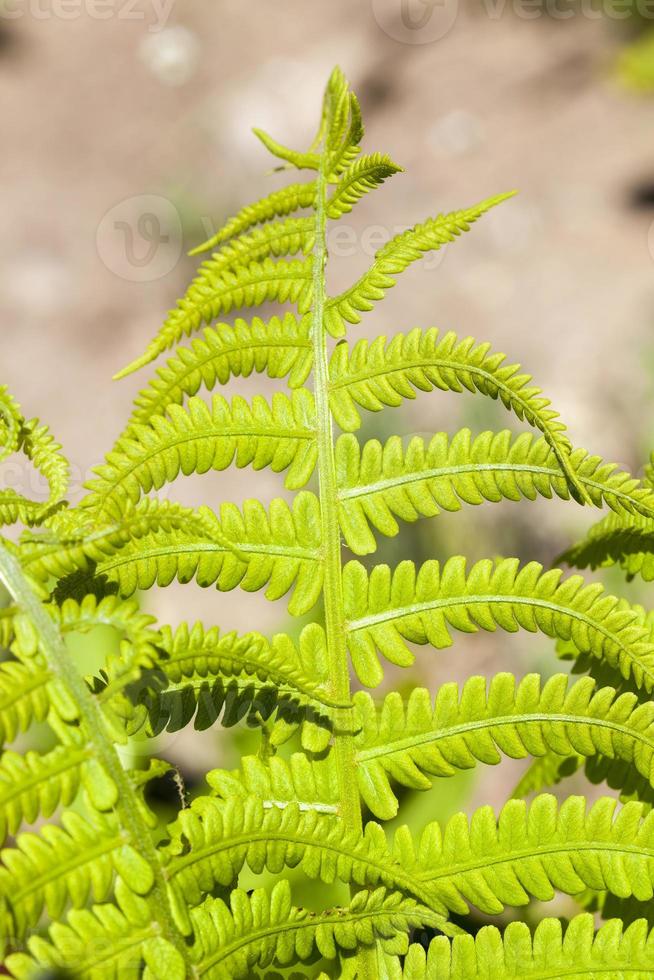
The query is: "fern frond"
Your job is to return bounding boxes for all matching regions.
[83,390,317,517]
[208,753,340,815]
[336,430,654,555]
[353,673,654,819]
[561,511,654,581]
[252,128,320,171]
[110,623,336,748]
[116,255,314,379]
[322,194,514,339]
[0,658,52,745]
[0,384,23,462]
[142,621,339,720]
[126,313,313,429]
[326,153,402,219]
[188,182,317,256]
[402,914,654,978]
[161,796,442,917]
[0,745,88,844]
[0,604,15,648]
[325,90,363,178]
[0,809,154,943]
[5,890,184,980]
[18,499,210,584]
[329,327,590,503]
[0,414,69,528]
[393,793,654,917]
[187,882,436,979]
[192,217,315,276]
[93,494,322,614]
[343,557,654,688]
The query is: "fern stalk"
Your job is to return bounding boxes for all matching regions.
[0,542,189,969]
[310,84,380,980]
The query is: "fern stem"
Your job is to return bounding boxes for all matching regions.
[0,542,190,967]
[312,106,379,980]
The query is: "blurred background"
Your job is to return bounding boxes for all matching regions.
[3,0,654,923]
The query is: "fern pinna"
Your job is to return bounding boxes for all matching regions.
[2,68,654,978]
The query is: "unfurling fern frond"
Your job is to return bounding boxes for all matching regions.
[5,66,654,979]
[0,386,69,527]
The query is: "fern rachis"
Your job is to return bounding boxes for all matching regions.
[1,67,654,978]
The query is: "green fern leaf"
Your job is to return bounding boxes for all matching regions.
[353,673,654,818]
[208,752,339,815]
[0,745,89,844]
[83,390,317,517]
[93,494,322,615]
[394,793,654,916]
[0,412,69,528]
[189,182,317,257]
[0,659,52,745]
[0,809,154,944]
[160,796,442,918]
[0,384,23,462]
[329,328,590,503]
[322,194,514,339]
[187,882,436,979]
[18,499,211,584]
[5,889,185,980]
[125,313,313,429]
[336,429,654,555]
[561,511,654,581]
[343,557,654,688]
[400,914,654,978]
[252,128,320,171]
[115,255,314,379]
[114,624,336,748]
[326,153,402,219]
[138,621,340,724]
[191,216,315,274]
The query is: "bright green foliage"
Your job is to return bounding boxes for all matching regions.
[2,67,653,977]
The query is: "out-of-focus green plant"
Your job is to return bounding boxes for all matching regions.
[616,28,654,91]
